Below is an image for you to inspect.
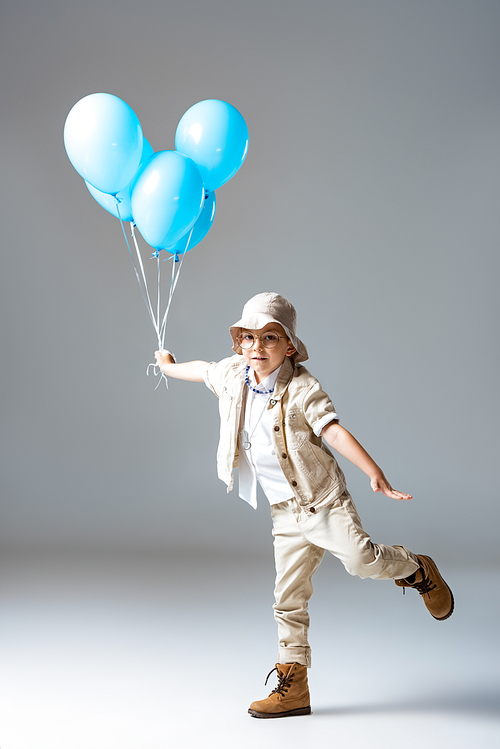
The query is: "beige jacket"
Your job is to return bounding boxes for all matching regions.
[204,355,347,514]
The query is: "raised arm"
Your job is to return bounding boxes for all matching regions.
[321,422,412,501]
[154,350,208,383]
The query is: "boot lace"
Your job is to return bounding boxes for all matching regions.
[400,569,437,598]
[413,572,437,598]
[264,666,295,696]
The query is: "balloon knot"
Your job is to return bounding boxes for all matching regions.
[151,249,161,259]
[146,362,169,390]
[173,253,180,263]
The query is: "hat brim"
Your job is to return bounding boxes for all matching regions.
[229,312,308,363]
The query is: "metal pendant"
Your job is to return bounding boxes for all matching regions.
[241,430,251,450]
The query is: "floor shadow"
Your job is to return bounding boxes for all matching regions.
[312,688,500,719]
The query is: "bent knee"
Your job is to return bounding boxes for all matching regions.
[342,544,379,579]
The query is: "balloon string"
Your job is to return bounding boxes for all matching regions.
[147,252,168,388]
[146,362,169,390]
[115,200,161,346]
[115,197,193,389]
[158,227,192,349]
[159,252,182,348]
[150,234,190,388]
[130,221,161,346]
[157,254,161,336]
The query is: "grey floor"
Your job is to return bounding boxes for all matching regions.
[1,552,499,749]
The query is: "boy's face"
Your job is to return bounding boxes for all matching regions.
[239,323,296,383]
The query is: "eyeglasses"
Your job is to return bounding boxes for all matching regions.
[237,332,285,350]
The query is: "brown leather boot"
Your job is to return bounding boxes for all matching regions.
[248,663,311,718]
[395,554,454,620]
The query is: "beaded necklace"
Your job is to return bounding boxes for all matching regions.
[244,365,275,395]
[241,366,275,450]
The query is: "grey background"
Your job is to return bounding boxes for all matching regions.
[2,3,500,748]
[1,0,499,562]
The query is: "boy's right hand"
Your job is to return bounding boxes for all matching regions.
[155,349,176,367]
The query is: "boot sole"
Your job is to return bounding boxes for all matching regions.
[433,594,454,620]
[248,706,312,719]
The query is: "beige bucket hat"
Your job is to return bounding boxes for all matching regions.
[229,292,308,363]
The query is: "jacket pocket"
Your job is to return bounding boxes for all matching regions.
[293,441,343,492]
[284,410,307,449]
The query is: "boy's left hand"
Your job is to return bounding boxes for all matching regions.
[370,476,412,501]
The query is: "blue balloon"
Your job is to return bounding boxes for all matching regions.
[131,151,205,250]
[85,139,154,222]
[175,100,249,191]
[166,190,216,254]
[64,93,143,195]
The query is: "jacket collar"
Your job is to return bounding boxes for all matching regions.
[232,354,296,399]
[272,356,295,399]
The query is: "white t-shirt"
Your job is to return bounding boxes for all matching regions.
[238,364,338,508]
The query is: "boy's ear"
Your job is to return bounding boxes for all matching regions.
[285,341,297,357]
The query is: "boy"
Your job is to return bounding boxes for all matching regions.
[154,292,454,719]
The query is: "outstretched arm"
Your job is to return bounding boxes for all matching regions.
[154,350,208,383]
[321,422,412,501]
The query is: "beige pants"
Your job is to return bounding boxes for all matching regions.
[270,491,419,667]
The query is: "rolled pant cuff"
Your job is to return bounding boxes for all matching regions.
[278,646,311,668]
[393,544,420,573]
